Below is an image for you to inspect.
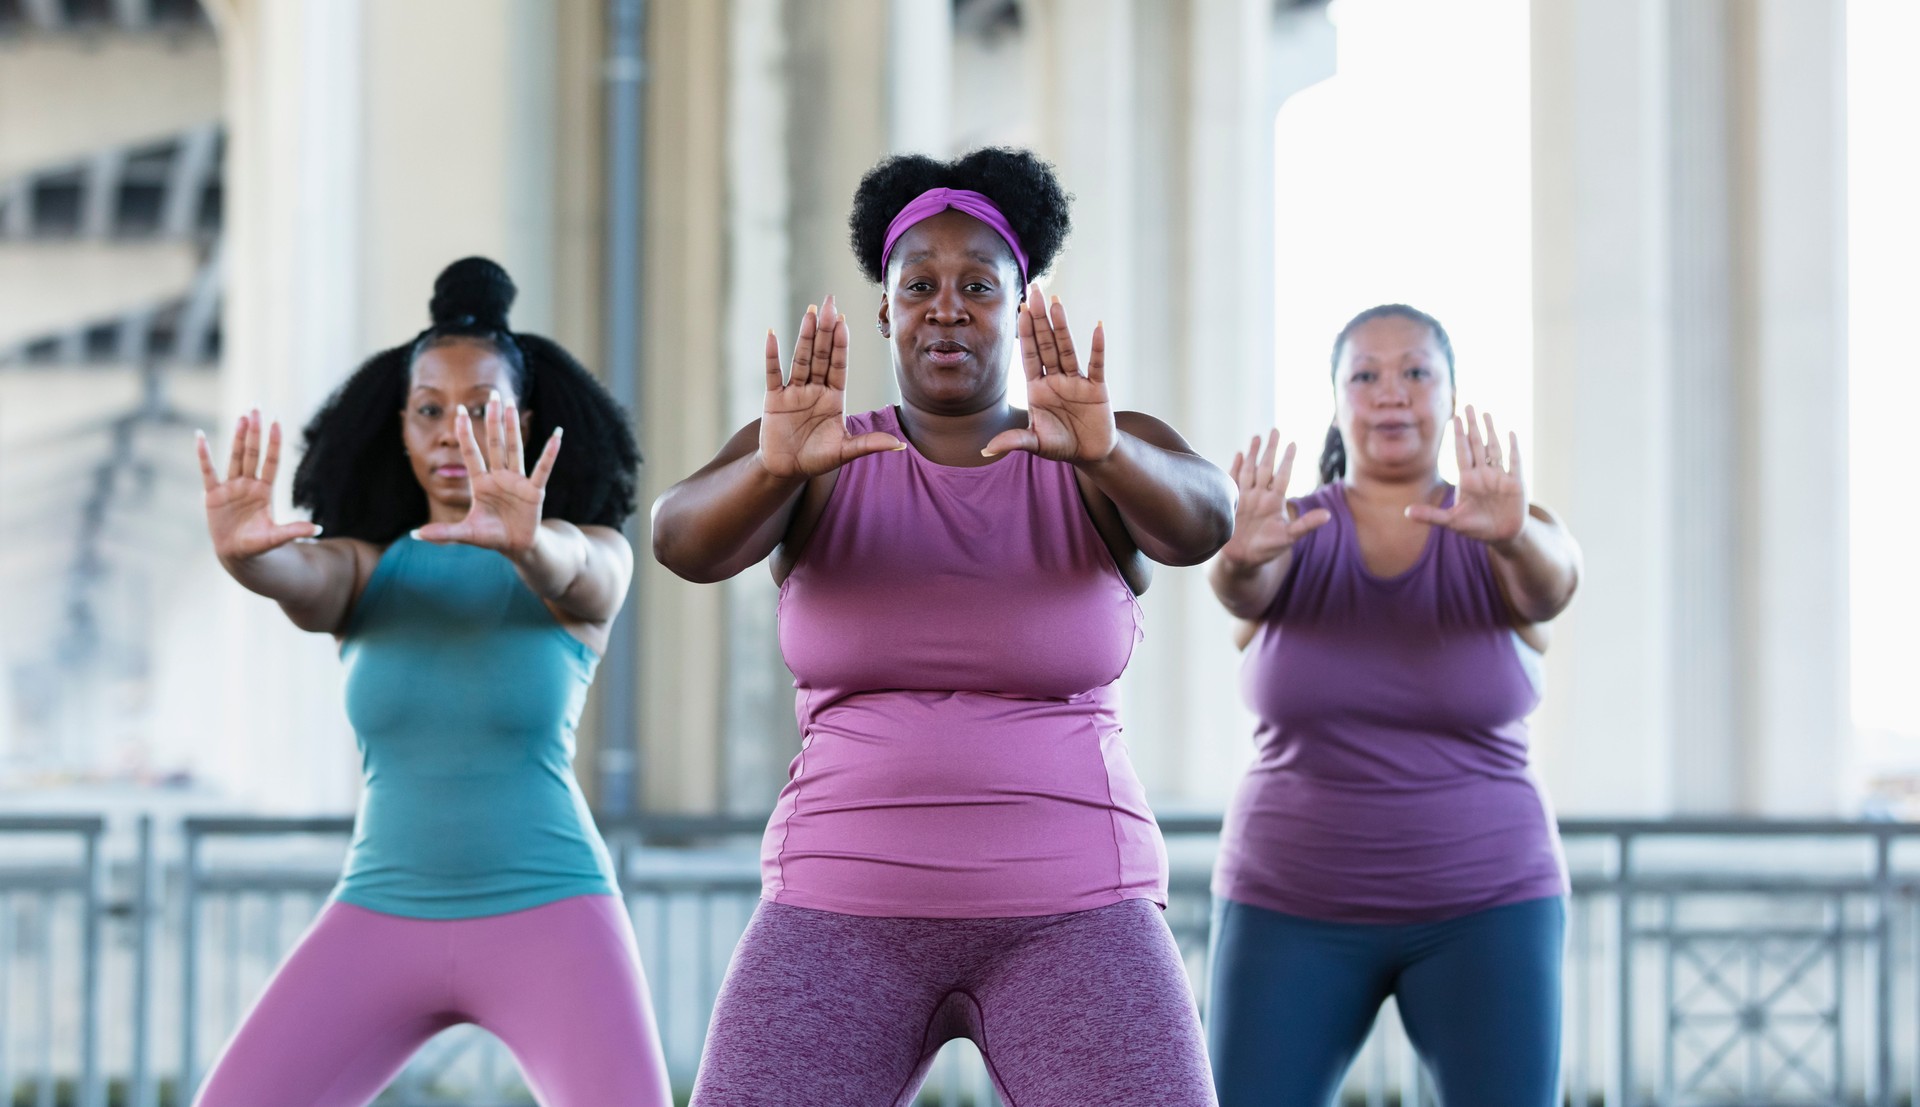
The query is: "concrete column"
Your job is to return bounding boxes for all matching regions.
[202,0,367,811]
[635,0,730,812]
[1740,0,1848,813]
[1530,0,1677,815]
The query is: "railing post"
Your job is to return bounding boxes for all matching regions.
[80,823,104,1107]
[132,815,157,1107]
[1616,829,1633,1107]
[1875,830,1893,1107]
[180,825,201,1101]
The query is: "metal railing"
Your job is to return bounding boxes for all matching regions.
[5,814,1920,1105]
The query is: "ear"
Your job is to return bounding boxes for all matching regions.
[876,296,891,339]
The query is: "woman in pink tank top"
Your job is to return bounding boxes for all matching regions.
[654,148,1233,1106]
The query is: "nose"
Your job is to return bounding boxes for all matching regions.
[927,285,969,326]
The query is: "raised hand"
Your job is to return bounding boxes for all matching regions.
[1405,404,1528,545]
[198,410,322,565]
[758,295,904,479]
[983,284,1117,463]
[412,390,561,554]
[1220,429,1330,567]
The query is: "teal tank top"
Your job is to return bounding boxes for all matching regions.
[334,536,618,918]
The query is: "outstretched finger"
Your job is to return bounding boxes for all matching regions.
[1228,450,1246,487]
[1275,438,1299,495]
[529,428,563,487]
[1405,502,1454,527]
[809,295,840,381]
[1507,431,1523,480]
[1451,415,1472,473]
[981,426,1040,458]
[454,404,488,475]
[267,520,323,547]
[764,329,783,392]
[502,395,527,476]
[825,315,852,392]
[1016,303,1044,381]
[790,305,819,386]
[224,414,248,481]
[1049,297,1082,377]
[1463,404,1485,468]
[1288,507,1332,539]
[485,392,513,475]
[261,421,286,488]
[196,431,220,492]
[1025,284,1062,372]
[412,519,473,545]
[843,430,907,462]
[1480,410,1502,470]
[1087,321,1106,383]
[240,410,263,480]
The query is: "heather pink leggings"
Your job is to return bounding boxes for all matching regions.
[192,895,672,1107]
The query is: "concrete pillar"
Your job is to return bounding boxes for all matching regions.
[1530,0,1677,815]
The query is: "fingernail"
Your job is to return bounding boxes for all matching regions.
[310,525,324,537]
[408,528,423,540]
[807,304,818,314]
[981,449,998,458]
[891,443,908,451]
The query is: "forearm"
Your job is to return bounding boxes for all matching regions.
[220,541,352,632]
[1487,515,1581,623]
[1208,550,1289,620]
[650,451,805,582]
[509,521,631,623]
[1077,433,1235,565]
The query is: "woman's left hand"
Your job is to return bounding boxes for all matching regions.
[1404,405,1528,546]
[983,284,1117,464]
[412,391,562,556]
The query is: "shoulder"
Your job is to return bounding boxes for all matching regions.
[1114,410,1196,452]
[845,406,894,438]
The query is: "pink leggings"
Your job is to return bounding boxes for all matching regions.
[191,895,672,1107]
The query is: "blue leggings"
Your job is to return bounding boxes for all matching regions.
[1206,895,1564,1107]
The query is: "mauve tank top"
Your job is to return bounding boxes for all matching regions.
[1213,482,1568,924]
[765,406,1167,918]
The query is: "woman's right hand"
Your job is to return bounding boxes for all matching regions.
[1219,429,1330,568]
[756,295,903,480]
[197,410,322,565]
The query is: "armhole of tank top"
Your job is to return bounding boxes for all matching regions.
[1260,487,1336,623]
[337,540,404,649]
[1062,462,1150,602]
[777,409,882,580]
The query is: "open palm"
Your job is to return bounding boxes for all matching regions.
[197,410,321,563]
[413,392,560,554]
[1220,429,1330,566]
[984,284,1116,462]
[1406,405,1528,544]
[759,295,903,478]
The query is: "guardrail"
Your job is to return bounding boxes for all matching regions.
[4,814,1920,1105]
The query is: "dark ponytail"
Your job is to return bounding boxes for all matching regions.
[293,257,640,541]
[1318,303,1456,486]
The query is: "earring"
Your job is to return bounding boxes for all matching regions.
[875,321,887,335]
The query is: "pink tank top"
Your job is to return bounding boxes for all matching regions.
[764,406,1166,918]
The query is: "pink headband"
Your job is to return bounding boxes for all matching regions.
[878,187,1029,286]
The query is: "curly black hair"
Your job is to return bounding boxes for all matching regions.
[291,257,641,542]
[848,147,1072,285]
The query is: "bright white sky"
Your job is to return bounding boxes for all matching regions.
[1847,1,1920,745]
[1271,0,1532,489]
[1276,0,1916,756]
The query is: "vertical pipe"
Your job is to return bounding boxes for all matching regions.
[1876,833,1893,1106]
[1617,832,1633,1107]
[598,0,649,818]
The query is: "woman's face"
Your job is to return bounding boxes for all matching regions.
[878,209,1022,414]
[1333,315,1454,480]
[401,340,525,512]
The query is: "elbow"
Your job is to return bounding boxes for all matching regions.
[1170,493,1236,567]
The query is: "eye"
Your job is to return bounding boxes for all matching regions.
[416,403,443,419]
[906,280,933,293]
[966,282,993,294]
[1407,367,1430,379]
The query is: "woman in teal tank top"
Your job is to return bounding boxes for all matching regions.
[189,258,671,1106]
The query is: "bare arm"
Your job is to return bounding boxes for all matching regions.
[507,521,635,624]
[650,421,809,583]
[651,298,902,584]
[1487,504,1581,624]
[1081,413,1235,566]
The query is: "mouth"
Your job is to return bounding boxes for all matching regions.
[432,464,469,479]
[924,341,971,366]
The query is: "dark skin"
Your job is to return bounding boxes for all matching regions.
[651,208,1234,589]
[197,340,633,653]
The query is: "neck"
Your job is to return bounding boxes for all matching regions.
[1344,467,1447,508]
[895,397,1023,466]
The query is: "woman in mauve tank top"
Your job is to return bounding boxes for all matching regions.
[654,148,1234,1106]
[1206,305,1583,1106]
